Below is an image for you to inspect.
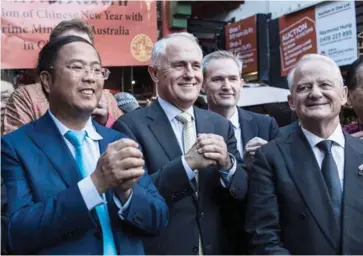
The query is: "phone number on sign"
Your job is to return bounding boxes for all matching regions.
[319,30,352,43]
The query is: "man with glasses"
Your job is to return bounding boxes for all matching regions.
[2,19,122,135]
[1,36,168,254]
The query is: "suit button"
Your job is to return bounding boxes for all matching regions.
[299,212,306,220]
[199,212,204,219]
[192,246,198,253]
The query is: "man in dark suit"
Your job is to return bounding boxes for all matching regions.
[201,50,279,253]
[202,50,279,165]
[278,120,299,136]
[1,36,168,254]
[113,32,247,255]
[245,54,363,254]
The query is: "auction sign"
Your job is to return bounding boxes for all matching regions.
[1,0,157,69]
[225,15,258,74]
[279,0,357,76]
[279,7,317,76]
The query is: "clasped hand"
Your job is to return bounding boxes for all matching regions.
[185,133,231,170]
[91,138,144,201]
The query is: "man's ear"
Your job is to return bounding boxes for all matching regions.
[341,86,348,106]
[39,71,52,94]
[287,94,296,111]
[148,66,159,84]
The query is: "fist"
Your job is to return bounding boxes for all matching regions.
[91,138,145,194]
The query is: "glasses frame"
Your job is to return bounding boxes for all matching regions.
[49,65,111,80]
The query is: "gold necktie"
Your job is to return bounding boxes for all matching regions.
[176,112,203,255]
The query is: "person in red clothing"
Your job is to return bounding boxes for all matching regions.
[344,56,363,139]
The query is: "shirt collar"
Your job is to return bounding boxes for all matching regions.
[301,124,345,149]
[48,110,103,141]
[228,107,240,129]
[157,97,195,121]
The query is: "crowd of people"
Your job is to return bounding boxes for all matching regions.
[1,18,363,255]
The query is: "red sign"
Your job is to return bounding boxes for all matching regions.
[225,15,258,74]
[279,7,317,76]
[1,0,157,69]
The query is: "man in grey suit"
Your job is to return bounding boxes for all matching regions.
[113,32,247,254]
[245,54,363,254]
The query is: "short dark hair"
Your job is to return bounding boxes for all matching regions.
[49,19,94,43]
[346,56,363,91]
[36,35,94,76]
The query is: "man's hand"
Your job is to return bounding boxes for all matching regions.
[244,137,268,157]
[92,93,109,125]
[185,133,231,170]
[91,138,145,197]
[351,130,363,139]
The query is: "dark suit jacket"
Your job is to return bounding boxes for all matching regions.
[113,101,248,255]
[229,108,279,254]
[237,108,279,149]
[1,112,168,255]
[245,128,363,254]
[278,120,299,137]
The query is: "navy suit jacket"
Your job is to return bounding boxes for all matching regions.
[245,128,363,254]
[237,108,279,149]
[1,112,168,255]
[113,101,247,255]
[278,120,299,137]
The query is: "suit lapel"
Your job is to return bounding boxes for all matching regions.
[147,101,182,160]
[341,134,363,239]
[93,121,115,154]
[282,128,340,250]
[238,108,255,148]
[27,112,81,187]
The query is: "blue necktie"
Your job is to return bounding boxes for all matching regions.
[65,130,117,255]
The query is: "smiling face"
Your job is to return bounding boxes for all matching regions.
[150,37,203,110]
[288,59,347,127]
[47,42,104,116]
[203,58,242,110]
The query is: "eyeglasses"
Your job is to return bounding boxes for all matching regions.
[51,65,110,80]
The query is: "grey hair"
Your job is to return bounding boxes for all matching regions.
[288,54,344,91]
[287,67,295,90]
[151,32,203,67]
[202,50,243,74]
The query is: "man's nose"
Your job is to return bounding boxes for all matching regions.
[309,84,323,98]
[184,64,194,78]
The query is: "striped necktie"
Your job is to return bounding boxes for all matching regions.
[175,113,203,255]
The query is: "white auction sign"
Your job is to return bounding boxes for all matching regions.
[315,1,358,66]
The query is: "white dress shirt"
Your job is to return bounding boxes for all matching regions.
[228,107,243,159]
[48,110,131,216]
[158,97,237,186]
[301,124,345,190]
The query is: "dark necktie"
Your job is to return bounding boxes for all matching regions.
[317,140,342,222]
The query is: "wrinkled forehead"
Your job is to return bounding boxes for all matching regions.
[294,59,341,85]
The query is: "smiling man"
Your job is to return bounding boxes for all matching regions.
[202,51,279,164]
[245,54,363,254]
[113,32,248,255]
[1,36,168,254]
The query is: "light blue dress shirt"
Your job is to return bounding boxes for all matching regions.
[48,110,131,216]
